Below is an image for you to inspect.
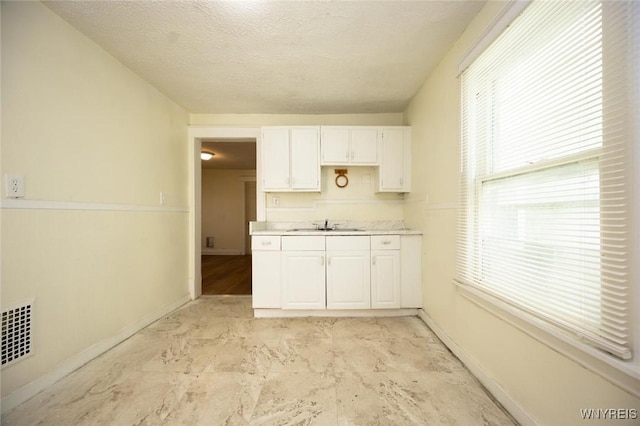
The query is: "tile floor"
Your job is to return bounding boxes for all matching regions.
[3,296,516,425]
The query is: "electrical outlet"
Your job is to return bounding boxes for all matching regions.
[5,174,25,198]
[160,191,166,205]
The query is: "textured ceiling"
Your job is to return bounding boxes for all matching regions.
[44,0,484,115]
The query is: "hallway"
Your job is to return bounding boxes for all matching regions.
[201,255,251,295]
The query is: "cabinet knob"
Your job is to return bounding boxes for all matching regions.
[261,241,272,246]
[382,241,391,245]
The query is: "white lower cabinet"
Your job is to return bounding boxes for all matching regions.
[252,236,281,308]
[371,236,401,309]
[400,234,422,308]
[252,233,422,311]
[326,236,371,309]
[281,236,326,309]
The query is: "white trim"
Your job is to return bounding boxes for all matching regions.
[0,198,188,213]
[201,249,244,255]
[423,202,457,211]
[417,309,536,426]
[401,195,426,204]
[457,0,531,74]
[0,294,190,415]
[253,308,418,318]
[200,294,252,299]
[478,148,601,184]
[456,282,640,397]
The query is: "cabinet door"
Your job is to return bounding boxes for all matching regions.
[252,251,281,308]
[378,127,411,192]
[282,250,326,309]
[290,127,320,190]
[321,127,350,164]
[350,128,378,164]
[262,127,291,191]
[326,250,371,309]
[371,250,401,309]
[379,128,405,191]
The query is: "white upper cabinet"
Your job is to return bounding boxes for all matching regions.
[262,125,410,193]
[377,127,411,192]
[321,126,378,165]
[262,127,290,191]
[262,126,320,192]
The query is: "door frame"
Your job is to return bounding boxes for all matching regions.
[188,126,263,299]
[242,179,257,255]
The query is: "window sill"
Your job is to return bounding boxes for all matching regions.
[455,280,640,398]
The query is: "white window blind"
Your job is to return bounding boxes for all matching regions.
[458,0,638,360]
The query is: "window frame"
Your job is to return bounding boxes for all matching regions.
[455,0,640,390]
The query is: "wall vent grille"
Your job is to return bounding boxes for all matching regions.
[2,300,34,368]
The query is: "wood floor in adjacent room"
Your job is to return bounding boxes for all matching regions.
[202,255,252,295]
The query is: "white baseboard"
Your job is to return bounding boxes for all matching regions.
[254,308,419,318]
[201,249,244,255]
[0,294,191,415]
[417,309,536,426]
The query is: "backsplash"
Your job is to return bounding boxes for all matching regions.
[264,167,405,222]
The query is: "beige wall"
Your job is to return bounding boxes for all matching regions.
[1,1,190,402]
[404,1,639,424]
[201,169,256,254]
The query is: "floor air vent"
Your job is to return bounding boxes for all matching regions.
[2,300,34,368]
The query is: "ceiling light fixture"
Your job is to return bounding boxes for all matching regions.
[201,152,214,160]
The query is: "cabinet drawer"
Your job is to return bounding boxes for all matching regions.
[371,235,400,250]
[326,235,370,251]
[252,236,281,251]
[282,236,325,251]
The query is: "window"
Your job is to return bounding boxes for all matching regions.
[458,0,638,364]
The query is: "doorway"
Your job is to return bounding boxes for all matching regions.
[188,126,263,300]
[200,140,256,295]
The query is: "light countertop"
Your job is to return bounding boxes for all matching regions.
[249,220,422,236]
